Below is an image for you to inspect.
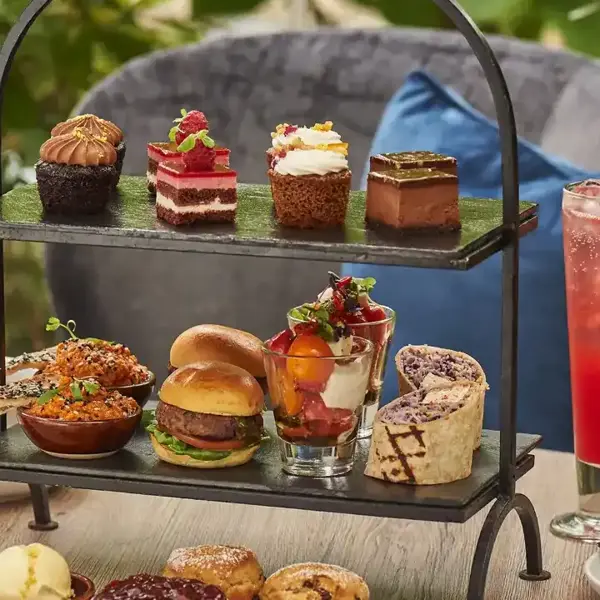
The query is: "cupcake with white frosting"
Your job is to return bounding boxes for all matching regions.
[268,121,351,228]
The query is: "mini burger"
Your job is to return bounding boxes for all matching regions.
[147,361,264,468]
[169,325,266,381]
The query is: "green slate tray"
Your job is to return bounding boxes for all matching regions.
[0,176,537,269]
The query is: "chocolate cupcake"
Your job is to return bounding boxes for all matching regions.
[268,121,351,228]
[36,128,118,214]
[51,114,125,181]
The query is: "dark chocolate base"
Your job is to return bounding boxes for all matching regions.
[115,141,126,181]
[35,161,116,215]
[147,180,157,195]
[156,203,235,225]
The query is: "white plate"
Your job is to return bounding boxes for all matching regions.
[585,552,600,595]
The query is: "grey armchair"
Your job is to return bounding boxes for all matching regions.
[46,27,600,384]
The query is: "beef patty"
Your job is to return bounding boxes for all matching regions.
[156,401,263,442]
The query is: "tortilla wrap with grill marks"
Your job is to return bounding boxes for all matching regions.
[364,382,480,485]
[395,345,488,449]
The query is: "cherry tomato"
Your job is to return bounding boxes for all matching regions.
[287,334,334,387]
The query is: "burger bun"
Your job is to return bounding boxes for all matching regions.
[170,325,266,378]
[160,361,264,417]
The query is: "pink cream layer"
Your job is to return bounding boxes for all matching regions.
[158,161,237,190]
[148,142,230,166]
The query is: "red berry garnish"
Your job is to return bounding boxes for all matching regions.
[363,305,387,322]
[337,276,352,289]
[267,329,294,354]
[332,291,345,312]
[175,110,209,146]
[183,143,216,172]
[344,311,367,325]
[283,125,298,136]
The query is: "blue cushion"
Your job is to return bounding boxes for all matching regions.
[344,70,599,452]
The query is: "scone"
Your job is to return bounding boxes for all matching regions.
[260,563,368,600]
[163,545,264,600]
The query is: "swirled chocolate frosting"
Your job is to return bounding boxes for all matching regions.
[51,114,123,146]
[40,129,117,166]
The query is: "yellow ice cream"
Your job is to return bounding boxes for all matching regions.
[0,543,72,600]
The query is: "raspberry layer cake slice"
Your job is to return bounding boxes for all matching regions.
[147,142,230,194]
[156,161,237,225]
[147,109,230,194]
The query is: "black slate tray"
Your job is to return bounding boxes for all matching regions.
[0,177,537,269]
[0,415,539,523]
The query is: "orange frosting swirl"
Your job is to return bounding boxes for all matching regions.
[51,114,123,146]
[40,129,117,166]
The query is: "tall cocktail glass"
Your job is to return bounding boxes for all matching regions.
[551,179,600,542]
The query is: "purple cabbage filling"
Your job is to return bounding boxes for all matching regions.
[401,348,479,387]
[380,394,463,424]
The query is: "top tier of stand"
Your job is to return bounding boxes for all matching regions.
[0,177,537,268]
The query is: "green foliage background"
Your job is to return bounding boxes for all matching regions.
[0,0,597,354]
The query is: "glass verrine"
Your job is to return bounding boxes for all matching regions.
[288,306,395,439]
[551,179,600,542]
[263,336,374,477]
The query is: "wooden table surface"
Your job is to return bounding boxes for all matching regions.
[0,448,597,600]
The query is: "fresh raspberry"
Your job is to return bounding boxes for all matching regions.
[169,109,209,146]
[283,124,298,136]
[177,130,217,172]
[183,143,216,172]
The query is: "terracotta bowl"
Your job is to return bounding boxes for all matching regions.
[108,370,156,408]
[17,406,142,459]
[72,573,95,600]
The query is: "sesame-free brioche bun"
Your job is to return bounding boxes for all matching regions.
[163,545,265,600]
[159,361,264,417]
[170,325,266,378]
[149,433,260,469]
[260,563,369,600]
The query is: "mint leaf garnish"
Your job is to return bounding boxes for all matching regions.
[197,130,215,148]
[176,134,197,153]
[168,126,179,142]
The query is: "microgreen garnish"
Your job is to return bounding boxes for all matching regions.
[70,382,83,400]
[82,380,100,395]
[46,317,77,339]
[36,379,100,405]
[45,317,113,345]
[291,274,377,343]
[176,130,215,153]
[37,388,60,405]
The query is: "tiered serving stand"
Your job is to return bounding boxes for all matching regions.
[0,1,551,598]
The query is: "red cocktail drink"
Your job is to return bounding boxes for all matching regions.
[563,180,600,465]
[552,179,600,542]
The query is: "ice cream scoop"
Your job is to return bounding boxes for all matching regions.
[0,543,72,600]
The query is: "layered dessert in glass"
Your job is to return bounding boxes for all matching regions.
[287,273,395,438]
[264,311,374,477]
